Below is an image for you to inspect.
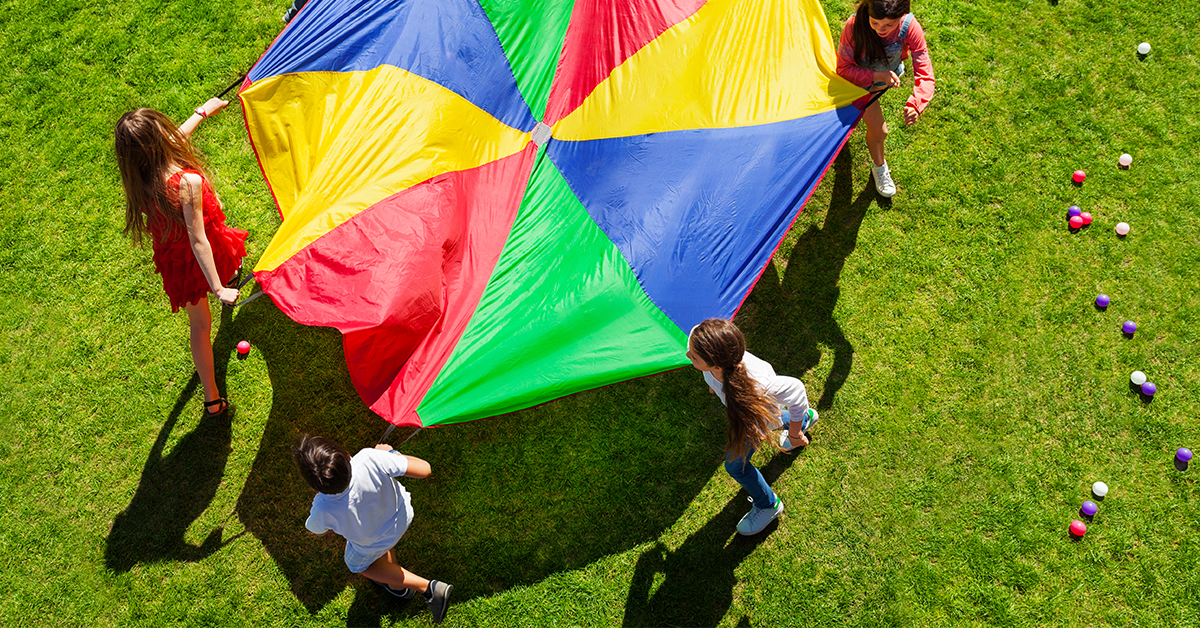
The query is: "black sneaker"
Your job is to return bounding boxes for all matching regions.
[423,580,453,624]
[374,580,416,601]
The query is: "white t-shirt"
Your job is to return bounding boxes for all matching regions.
[703,351,810,426]
[305,448,413,569]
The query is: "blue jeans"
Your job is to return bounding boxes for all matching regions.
[724,409,790,509]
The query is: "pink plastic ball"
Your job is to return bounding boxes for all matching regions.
[1070,520,1087,536]
[1073,170,1087,183]
[1069,216,1084,229]
[1080,212,1093,226]
[237,340,251,355]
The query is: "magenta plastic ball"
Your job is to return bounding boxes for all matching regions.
[1096,294,1110,307]
[236,340,251,354]
[1080,212,1093,226]
[1068,206,1082,217]
[1122,320,1137,334]
[1081,501,1098,516]
[1141,382,1156,396]
[1073,170,1087,183]
[1070,520,1087,536]
[1069,216,1084,229]
[1178,448,1194,463]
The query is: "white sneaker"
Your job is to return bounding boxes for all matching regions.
[737,498,784,535]
[779,408,819,451]
[874,165,897,197]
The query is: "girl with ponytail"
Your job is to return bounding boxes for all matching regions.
[836,0,936,198]
[687,319,818,535]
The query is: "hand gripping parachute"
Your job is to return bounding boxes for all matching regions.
[239,0,866,428]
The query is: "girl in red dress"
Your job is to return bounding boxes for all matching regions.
[115,98,248,418]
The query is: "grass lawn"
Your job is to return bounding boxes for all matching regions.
[1,0,1199,625]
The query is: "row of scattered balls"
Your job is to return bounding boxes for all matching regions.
[1064,64,1193,536]
[1071,450,1194,538]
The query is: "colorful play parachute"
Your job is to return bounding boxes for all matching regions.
[240,0,865,428]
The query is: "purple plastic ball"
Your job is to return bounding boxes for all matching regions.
[1081,501,1098,516]
[1178,448,1193,463]
[1068,206,1082,217]
[1096,294,1110,307]
[1123,320,1137,334]
[1141,382,1157,396]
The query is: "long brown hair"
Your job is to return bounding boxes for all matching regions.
[851,0,911,66]
[114,108,209,245]
[690,319,782,461]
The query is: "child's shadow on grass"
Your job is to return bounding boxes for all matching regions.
[230,303,725,620]
[621,450,800,626]
[738,146,874,410]
[105,307,238,572]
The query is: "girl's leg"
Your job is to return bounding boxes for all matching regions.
[725,449,776,509]
[863,100,888,167]
[184,300,222,408]
[361,550,430,593]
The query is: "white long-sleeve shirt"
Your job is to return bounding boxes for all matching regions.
[703,351,810,426]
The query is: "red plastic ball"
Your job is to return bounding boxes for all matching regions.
[1069,216,1084,229]
[1073,170,1087,183]
[1080,212,1093,225]
[1070,520,1087,536]
[236,340,251,355]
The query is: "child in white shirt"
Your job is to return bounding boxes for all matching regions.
[293,435,452,623]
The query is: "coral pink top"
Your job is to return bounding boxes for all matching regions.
[149,168,248,312]
[837,14,936,114]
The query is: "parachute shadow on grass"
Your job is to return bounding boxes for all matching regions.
[105,306,237,572]
[231,301,726,618]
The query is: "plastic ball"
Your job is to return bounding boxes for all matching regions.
[1137,42,1151,55]
[1178,448,1193,463]
[1130,371,1147,385]
[1070,520,1087,536]
[1118,153,1133,167]
[1080,212,1093,226]
[1073,170,1087,183]
[1092,481,1109,498]
[1115,222,1130,236]
[1096,294,1110,307]
[1081,501,1098,516]
[1142,382,1156,396]
[1122,320,1137,334]
[1069,216,1084,229]
[1068,206,1082,217]
[236,340,251,355]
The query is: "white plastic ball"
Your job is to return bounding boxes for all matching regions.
[1131,371,1147,385]
[1092,481,1109,498]
[1118,153,1132,167]
[1115,222,1131,236]
[1137,42,1151,55]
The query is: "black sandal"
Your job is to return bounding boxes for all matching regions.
[203,397,233,418]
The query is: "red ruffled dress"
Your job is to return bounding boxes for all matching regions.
[149,168,249,312]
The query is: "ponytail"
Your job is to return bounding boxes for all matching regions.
[723,363,782,462]
[690,319,783,462]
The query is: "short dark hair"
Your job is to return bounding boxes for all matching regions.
[293,434,352,494]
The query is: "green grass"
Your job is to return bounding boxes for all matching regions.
[2,0,1199,625]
